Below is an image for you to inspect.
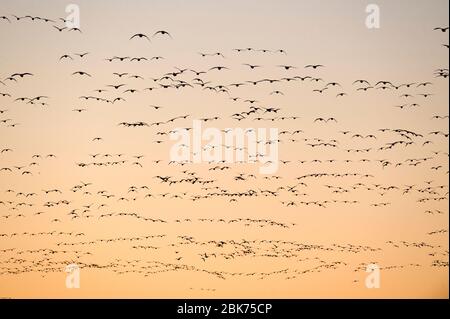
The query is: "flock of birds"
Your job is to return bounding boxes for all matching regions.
[0,10,448,296]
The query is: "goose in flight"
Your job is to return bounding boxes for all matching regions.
[153,30,172,38]
[72,71,92,77]
[305,64,324,69]
[278,65,296,70]
[130,33,150,41]
[434,27,449,32]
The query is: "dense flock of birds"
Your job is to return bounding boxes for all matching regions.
[0,12,448,295]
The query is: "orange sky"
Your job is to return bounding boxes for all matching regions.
[0,0,448,298]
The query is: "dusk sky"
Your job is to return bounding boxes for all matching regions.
[0,0,448,298]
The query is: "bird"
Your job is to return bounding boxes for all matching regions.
[75,52,89,58]
[59,54,73,61]
[278,65,296,70]
[153,30,172,38]
[209,66,229,71]
[305,64,324,69]
[0,16,11,23]
[72,71,92,77]
[434,27,449,32]
[53,25,67,32]
[243,64,261,70]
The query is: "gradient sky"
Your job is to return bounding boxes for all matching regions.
[0,0,448,298]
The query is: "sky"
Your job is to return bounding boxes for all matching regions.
[0,0,448,298]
